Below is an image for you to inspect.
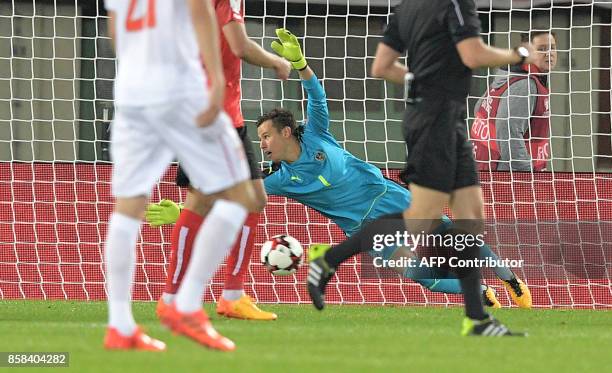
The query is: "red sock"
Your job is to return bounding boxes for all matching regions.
[164,208,204,295]
[223,212,259,291]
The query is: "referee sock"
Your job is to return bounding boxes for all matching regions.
[453,240,488,320]
[459,269,488,320]
[175,199,247,313]
[324,213,405,268]
[105,212,140,336]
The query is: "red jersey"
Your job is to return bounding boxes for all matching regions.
[212,0,244,128]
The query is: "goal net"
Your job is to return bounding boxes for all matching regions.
[1,0,611,308]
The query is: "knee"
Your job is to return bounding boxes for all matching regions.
[465,206,485,233]
[252,189,267,213]
[114,196,148,219]
[238,188,265,213]
[468,205,485,220]
[184,189,214,216]
[218,181,260,212]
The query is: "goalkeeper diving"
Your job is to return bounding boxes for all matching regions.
[147,28,531,309]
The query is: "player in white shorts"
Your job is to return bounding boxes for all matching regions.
[103,0,256,351]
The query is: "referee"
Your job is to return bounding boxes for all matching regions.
[371,0,535,336]
[307,0,534,336]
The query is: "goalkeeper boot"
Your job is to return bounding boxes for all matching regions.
[307,244,335,311]
[482,285,501,308]
[503,277,532,308]
[217,294,277,321]
[161,303,235,351]
[461,316,527,337]
[104,326,166,351]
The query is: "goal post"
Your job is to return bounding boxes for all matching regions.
[0,0,610,308]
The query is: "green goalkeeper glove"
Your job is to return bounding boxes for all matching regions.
[271,28,307,71]
[145,199,181,227]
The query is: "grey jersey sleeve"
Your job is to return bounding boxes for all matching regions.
[494,78,538,171]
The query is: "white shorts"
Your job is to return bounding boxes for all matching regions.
[111,96,250,198]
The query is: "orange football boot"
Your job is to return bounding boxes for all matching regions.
[503,278,532,308]
[156,298,170,320]
[104,326,166,351]
[483,285,502,308]
[160,304,235,351]
[217,295,277,321]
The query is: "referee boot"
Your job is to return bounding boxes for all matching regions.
[307,244,335,310]
[461,316,527,337]
[482,285,501,308]
[503,277,532,308]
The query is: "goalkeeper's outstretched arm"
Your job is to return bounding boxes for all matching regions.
[270,28,313,81]
[270,28,327,132]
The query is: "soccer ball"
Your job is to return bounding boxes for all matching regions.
[260,234,303,275]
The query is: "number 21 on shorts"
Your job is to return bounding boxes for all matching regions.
[126,0,156,32]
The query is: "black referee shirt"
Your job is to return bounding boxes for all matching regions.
[382,0,481,100]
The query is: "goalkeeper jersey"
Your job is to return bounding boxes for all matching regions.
[264,74,411,236]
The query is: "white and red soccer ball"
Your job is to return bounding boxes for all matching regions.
[260,235,303,275]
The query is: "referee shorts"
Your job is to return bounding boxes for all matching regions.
[400,97,479,193]
[176,126,261,188]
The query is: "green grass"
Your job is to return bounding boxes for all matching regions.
[1,301,611,372]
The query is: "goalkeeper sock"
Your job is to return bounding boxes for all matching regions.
[417,278,462,294]
[417,278,488,294]
[479,244,514,281]
[324,213,405,268]
[105,212,140,336]
[163,209,204,299]
[175,199,247,313]
[223,213,259,295]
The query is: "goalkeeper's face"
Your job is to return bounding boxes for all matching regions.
[257,120,296,163]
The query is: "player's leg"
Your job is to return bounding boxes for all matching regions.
[104,105,172,351]
[217,177,277,320]
[166,179,256,350]
[406,105,521,336]
[159,127,275,320]
[373,243,501,308]
[158,107,254,349]
[157,184,209,309]
[158,180,271,319]
[429,214,529,307]
[217,127,276,320]
[478,242,532,308]
[449,120,524,336]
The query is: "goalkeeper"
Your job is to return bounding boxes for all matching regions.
[147,28,531,308]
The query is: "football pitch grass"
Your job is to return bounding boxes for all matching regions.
[1,301,611,372]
